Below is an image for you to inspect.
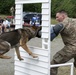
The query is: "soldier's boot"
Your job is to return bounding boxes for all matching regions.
[50,67,58,75]
[0,40,11,59]
[74,57,76,68]
[50,60,58,75]
[74,61,76,68]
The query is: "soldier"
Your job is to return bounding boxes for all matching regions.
[50,10,76,75]
[10,6,14,16]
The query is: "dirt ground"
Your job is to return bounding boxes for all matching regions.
[0,36,76,75]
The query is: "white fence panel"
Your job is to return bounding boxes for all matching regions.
[15,0,51,75]
[15,15,21,19]
[15,47,49,75]
[15,10,21,14]
[15,0,49,4]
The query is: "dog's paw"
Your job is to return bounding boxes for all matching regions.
[31,53,38,58]
[19,58,24,61]
[0,55,11,59]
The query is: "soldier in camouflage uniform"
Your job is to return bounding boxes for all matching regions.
[50,10,76,75]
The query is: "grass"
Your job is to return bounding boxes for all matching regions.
[0,14,8,18]
[51,18,58,24]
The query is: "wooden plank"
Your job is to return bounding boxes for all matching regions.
[42,15,49,21]
[15,20,21,24]
[15,15,21,19]
[15,65,48,75]
[15,51,49,62]
[16,4,21,9]
[19,47,49,57]
[15,61,48,74]
[42,32,49,38]
[42,3,49,9]
[42,9,49,15]
[42,26,49,32]
[15,0,49,4]
[15,9,21,14]
[15,70,29,75]
[15,57,48,68]
[42,21,49,26]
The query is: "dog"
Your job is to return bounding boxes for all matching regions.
[0,25,41,60]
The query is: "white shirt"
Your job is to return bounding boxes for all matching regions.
[3,20,9,27]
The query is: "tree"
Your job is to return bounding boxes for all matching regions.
[0,0,14,15]
[23,3,41,13]
[51,0,76,18]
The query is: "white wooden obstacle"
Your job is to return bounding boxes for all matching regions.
[15,0,51,75]
[15,0,74,75]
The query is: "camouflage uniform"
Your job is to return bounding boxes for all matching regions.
[50,17,76,75]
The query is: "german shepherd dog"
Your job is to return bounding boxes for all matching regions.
[0,26,41,60]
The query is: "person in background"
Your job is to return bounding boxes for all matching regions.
[0,17,3,33]
[31,15,40,26]
[23,16,31,27]
[2,18,9,32]
[10,6,14,16]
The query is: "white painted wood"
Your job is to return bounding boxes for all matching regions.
[42,32,49,38]
[41,21,49,26]
[15,58,48,68]
[15,0,51,75]
[15,0,49,4]
[15,15,21,19]
[15,66,47,75]
[15,0,74,75]
[15,4,23,29]
[42,3,49,9]
[42,9,49,15]
[15,10,21,14]
[15,20,21,24]
[15,53,48,63]
[15,70,29,75]
[16,4,21,9]
[20,47,49,57]
[42,27,49,32]
[42,15,49,21]
[15,47,49,63]
[15,62,48,74]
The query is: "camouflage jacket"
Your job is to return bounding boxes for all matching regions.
[60,17,76,46]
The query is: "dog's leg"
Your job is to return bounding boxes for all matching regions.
[15,46,24,60]
[0,55,11,59]
[0,41,11,59]
[21,44,38,58]
[20,38,38,58]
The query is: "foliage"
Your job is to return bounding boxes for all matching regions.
[0,0,76,18]
[23,3,41,13]
[0,0,14,15]
[51,0,76,18]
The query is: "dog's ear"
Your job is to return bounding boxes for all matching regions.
[31,25,37,30]
[36,26,42,38]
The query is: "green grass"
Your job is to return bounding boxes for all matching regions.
[0,14,8,18]
[51,18,58,24]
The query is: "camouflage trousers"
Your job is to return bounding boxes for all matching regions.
[50,45,76,75]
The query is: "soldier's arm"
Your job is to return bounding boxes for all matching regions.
[36,23,64,41]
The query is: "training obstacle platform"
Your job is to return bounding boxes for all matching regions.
[15,0,74,75]
[15,0,51,75]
